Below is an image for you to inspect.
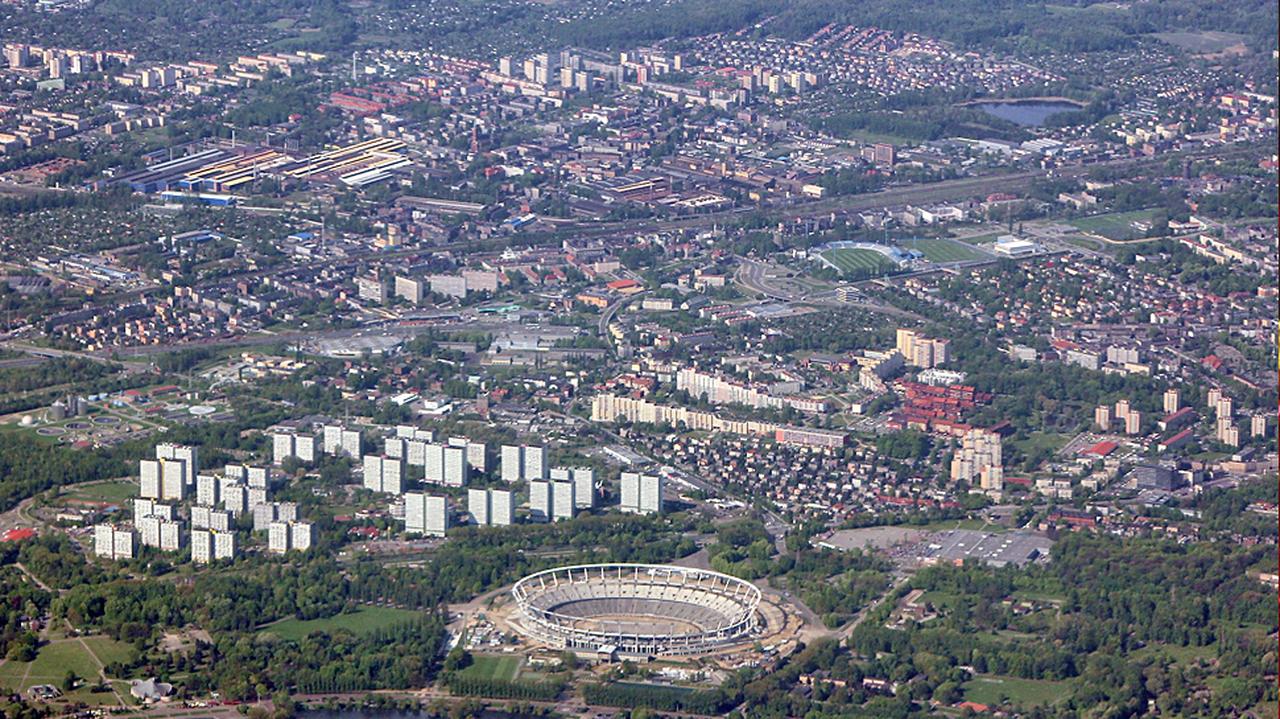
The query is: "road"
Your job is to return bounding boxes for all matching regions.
[597,290,646,357]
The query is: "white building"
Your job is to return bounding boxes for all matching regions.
[490,489,514,526]
[468,488,490,526]
[268,521,290,553]
[93,524,136,560]
[155,443,198,487]
[552,481,575,522]
[572,467,595,509]
[501,445,522,482]
[363,455,405,494]
[223,484,248,515]
[529,480,552,523]
[323,425,362,458]
[196,474,220,506]
[272,430,316,465]
[191,529,237,563]
[501,444,547,481]
[404,492,449,536]
[620,472,663,515]
[443,446,469,487]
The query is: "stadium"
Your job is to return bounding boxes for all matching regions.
[510,564,762,657]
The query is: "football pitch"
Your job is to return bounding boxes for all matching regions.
[820,248,895,274]
[905,238,988,263]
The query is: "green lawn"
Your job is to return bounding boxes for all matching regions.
[1069,209,1164,241]
[963,674,1070,707]
[0,637,133,692]
[1150,31,1246,53]
[257,606,426,641]
[457,654,522,682]
[905,238,988,263]
[61,480,136,505]
[1129,641,1217,667]
[820,248,896,275]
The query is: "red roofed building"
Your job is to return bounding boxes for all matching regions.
[606,278,644,294]
[1084,440,1118,457]
[2,528,35,542]
[1201,355,1223,371]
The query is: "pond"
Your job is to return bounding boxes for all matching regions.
[973,101,1081,127]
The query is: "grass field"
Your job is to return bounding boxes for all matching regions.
[258,606,425,641]
[61,480,136,505]
[962,674,1070,707]
[1129,641,1217,666]
[457,654,522,682]
[1069,209,1163,241]
[905,238,988,263]
[1151,31,1247,53]
[820,248,895,275]
[0,637,134,692]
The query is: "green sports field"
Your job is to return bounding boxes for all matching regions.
[906,238,988,263]
[820,248,895,274]
[962,674,1070,707]
[0,637,135,693]
[1069,209,1164,240]
[257,606,426,641]
[457,654,522,681]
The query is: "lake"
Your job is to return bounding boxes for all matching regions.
[973,101,1081,127]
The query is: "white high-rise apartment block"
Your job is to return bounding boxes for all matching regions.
[291,522,314,551]
[468,488,516,527]
[252,503,277,531]
[272,431,316,465]
[133,497,155,520]
[501,445,522,482]
[224,464,248,482]
[323,425,363,458]
[159,520,182,551]
[525,446,547,480]
[223,484,248,515]
[572,468,595,509]
[490,489,514,526]
[209,509,232,532]
[404,493,449,536]
[502,445,547,482]
[529,481,552,523]
[465,440,487,472]
[196,474,220,506]
[138,515,160,547]
[950,430,1004,492]
[93,524,136,560]
[424,495,448,537]
[620,472,663,515]
[443,447,469,487]
[385,436,407,460]
[1163,388,1180,414]
[277,501,297,523]
[190,529,220,564]
[396,425,434,441]
[424,443,445,483]
[192,504,212,529]
[247,486,268,509]
[139,459,161,499]
[268,521,291,553]
[156,444,198,486]
[247,466,271,489]
[161,459,187,501]
[552,481,575,522]
[468,488,490,525]
[140,458,188,501]
[1251,414,1269,437]
[550,467,570,481]
[363,455,405,494]
[406,439,427,466]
